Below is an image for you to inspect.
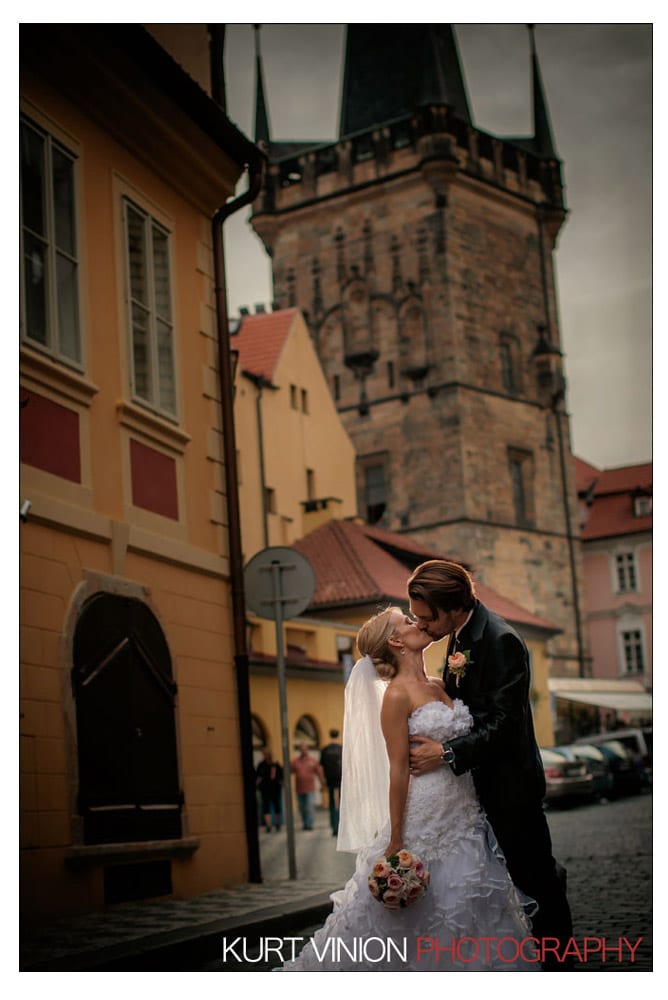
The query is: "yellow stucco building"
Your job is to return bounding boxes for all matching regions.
[19,24,264,918]
[232,307,358,561]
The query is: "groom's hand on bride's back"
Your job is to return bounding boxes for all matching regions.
[409,736,443,776]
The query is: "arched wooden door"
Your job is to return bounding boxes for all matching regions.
[72,593,182,844]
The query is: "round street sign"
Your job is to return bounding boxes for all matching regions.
[244,546,316,621]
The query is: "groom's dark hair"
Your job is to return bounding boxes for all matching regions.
[407,560,476,614]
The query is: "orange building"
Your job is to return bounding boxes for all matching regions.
[19,25,264,918]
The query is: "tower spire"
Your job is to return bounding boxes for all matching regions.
[253,24,271,147]
[339,24,471,138]
[528,24,558,158]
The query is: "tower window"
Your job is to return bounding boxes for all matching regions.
[499,333,521,395]
[387,361,395,389]
[507,448,534,527]
[360,460,387,525]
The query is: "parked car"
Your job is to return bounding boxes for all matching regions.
[551,744,614,801]
[575,728,652,787]
[574,740,643,798]
[539,747,594,806]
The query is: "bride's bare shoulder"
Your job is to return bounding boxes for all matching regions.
[382,680,412,711]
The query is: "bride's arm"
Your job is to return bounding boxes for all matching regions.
[380,686,411,857]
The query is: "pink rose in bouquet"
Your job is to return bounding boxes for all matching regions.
[372,860,391,879]
[368,851,429,909]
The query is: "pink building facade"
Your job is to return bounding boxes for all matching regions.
[570,459,652,730]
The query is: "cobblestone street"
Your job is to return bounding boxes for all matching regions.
[539,791,652,971]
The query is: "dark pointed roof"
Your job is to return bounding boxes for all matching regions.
[253,24,271,145]
[338,24,472,138]
[529,24,558,158]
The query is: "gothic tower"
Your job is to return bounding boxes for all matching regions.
[250,24,587,678]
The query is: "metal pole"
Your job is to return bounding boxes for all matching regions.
[271,561,298,880]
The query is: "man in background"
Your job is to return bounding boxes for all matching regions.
[319,729,342,836]
[291,743,321,831]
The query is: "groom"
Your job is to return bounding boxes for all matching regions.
[407,559,573,972]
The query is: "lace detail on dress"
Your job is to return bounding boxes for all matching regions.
[403,700,484,861]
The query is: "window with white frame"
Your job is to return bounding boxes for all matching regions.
[634,494,652,517]
[620,628,644,675]
[20,115,81,364]
[123,198,177,417]
[615,550,638,593]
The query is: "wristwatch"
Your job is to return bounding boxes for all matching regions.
[441,744,455,765]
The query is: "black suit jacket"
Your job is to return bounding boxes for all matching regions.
[444,600,546,816]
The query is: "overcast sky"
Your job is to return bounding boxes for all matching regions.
[222,21,652,472]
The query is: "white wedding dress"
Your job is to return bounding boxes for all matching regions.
[280,700,538,972]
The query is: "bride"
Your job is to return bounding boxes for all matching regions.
[278,607,539,972]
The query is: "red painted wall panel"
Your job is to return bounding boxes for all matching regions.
[20,391,81,483]
[130,439,179,521]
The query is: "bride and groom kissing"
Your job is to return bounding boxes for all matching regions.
[278,559,573,973]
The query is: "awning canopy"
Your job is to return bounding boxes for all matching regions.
[553,691,652,713]
[548,678,652,715]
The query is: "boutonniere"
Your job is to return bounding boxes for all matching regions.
[448,649,473,687]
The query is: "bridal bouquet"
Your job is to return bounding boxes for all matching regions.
[368,850,430,909]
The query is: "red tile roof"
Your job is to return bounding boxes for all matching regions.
[574,456,600,494]
[293,519,559,633]
[232,308,299,383]
[581,493,652,540]
[593,462,652,496]
[573,458,653,540]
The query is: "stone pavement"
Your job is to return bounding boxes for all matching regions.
[542,791,653,973]
[19,807,355,972]
[20,793,654,973]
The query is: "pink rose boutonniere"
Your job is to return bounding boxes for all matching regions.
[447,649,472,687]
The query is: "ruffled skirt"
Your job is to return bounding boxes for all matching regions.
[279,815,538,972]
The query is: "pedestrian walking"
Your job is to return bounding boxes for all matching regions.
[319,729,342,836]
[255,747,283,832]
[291,743,321,830]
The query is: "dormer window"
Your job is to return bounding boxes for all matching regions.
[634,495,652,517]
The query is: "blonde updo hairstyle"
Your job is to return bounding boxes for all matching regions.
[356,606,402,680]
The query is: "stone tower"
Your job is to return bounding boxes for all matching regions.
[250,24,587,678]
